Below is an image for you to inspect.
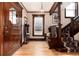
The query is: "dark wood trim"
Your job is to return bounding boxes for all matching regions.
[61,23,71,31]
[75,2,78,16]
[49,2,62,15]
[15,2,23,9]
[32,14,45,36]
[57,3,64,48]
[73,16,79,20]
[10,2,23,11]
[20,2,28,12]
[29,38,45,41]
[65,2,78,18]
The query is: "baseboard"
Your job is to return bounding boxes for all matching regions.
[29,38,46,41]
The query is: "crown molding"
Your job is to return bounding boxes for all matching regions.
[19,2,28,12]
[27,11,49,13]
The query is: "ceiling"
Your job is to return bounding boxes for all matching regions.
[22,2,54,12]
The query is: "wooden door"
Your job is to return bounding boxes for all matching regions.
[0,3,4,56]
[3,4,13,55]
[3,3,22,56]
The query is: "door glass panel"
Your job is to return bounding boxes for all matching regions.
[9,8,16,24]
[34,16,43,36]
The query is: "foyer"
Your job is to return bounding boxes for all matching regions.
[1,2,79,56]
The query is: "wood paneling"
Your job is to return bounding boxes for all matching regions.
[0,2,22,56]
[0,3,4,56]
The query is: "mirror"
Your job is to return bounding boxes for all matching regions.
[9,8,16,24]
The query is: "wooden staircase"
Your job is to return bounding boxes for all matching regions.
[62,16,79,38]
[59,16,79,52]
[57,16,79,52]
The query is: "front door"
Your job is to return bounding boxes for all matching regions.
[33,15,44,36]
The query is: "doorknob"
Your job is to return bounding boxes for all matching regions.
[5,31,9,33]
[5,26,8,29]
[4,30,9,36]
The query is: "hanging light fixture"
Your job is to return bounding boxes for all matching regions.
[40,2,44,12]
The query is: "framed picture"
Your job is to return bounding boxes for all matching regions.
[52,12,59,25]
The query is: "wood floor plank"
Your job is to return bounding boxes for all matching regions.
[13,41,79,56]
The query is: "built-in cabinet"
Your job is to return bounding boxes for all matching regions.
[0,2,22,55]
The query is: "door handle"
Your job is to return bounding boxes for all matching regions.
[5,31,9,33]
[4,30,9,36]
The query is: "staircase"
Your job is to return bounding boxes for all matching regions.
[62,16,79,38]
[71,16,79,37]
[61,16,79,52]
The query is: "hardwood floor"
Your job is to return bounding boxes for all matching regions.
[13,41,79,56]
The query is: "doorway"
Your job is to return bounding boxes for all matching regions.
[33,15,45,36]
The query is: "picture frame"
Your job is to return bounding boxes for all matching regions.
[52,12,59,25]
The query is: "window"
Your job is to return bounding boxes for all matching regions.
[9,8,16,24]
[33,15,44,36]
[65,2,77,18]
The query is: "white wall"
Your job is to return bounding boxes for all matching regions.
[61,2,71,28]
[27,13,52,39]
[22,9,28,43]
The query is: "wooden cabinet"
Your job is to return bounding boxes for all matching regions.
[0,2,22,56]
